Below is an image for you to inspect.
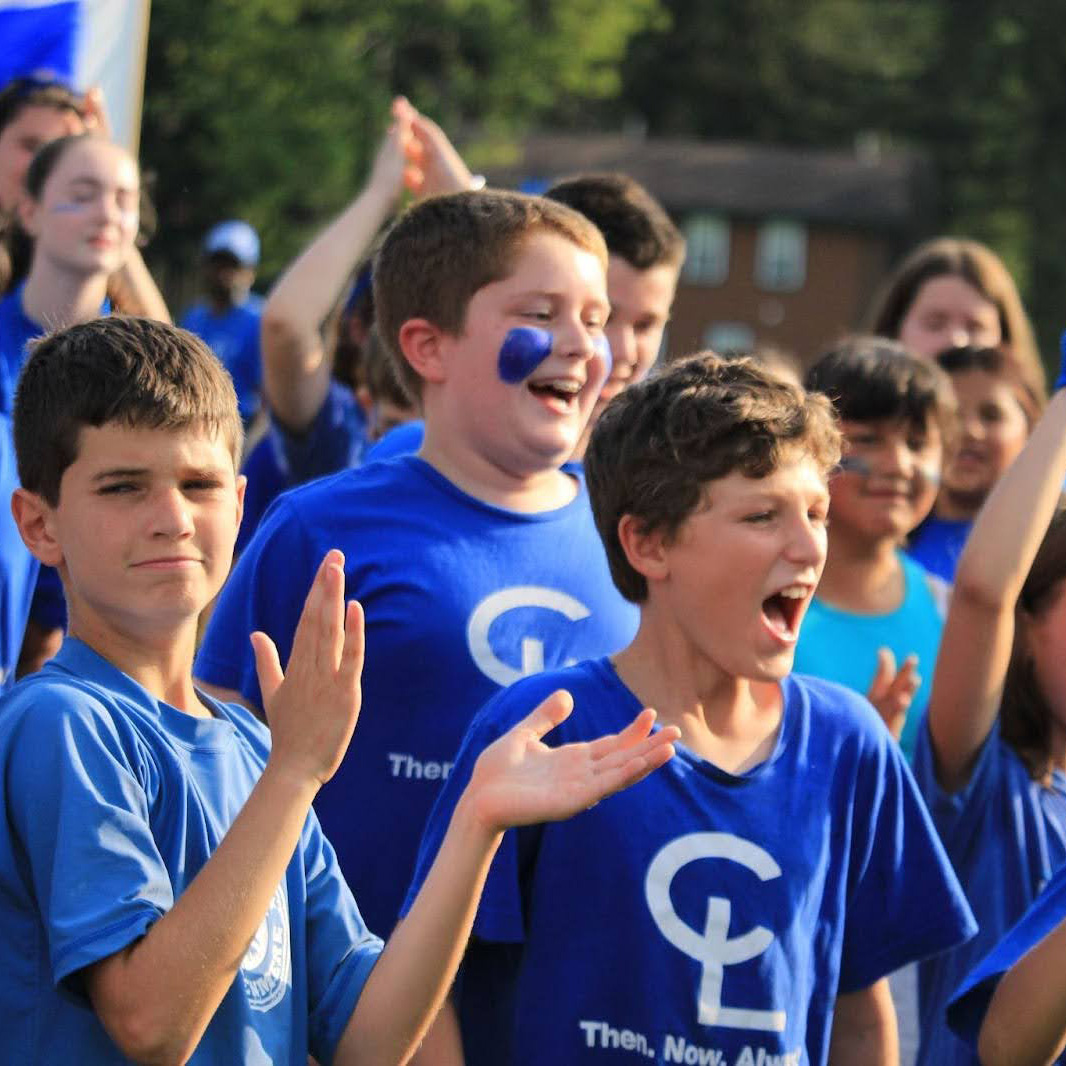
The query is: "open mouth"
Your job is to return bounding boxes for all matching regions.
[528,378,582,407]
[761,584,810,642]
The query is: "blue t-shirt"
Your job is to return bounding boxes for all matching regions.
[235,427,291,557]
[365,419,424,462]
[0,638,383,1064]
[180,295,265,422]
[0,282,109,414]
[196,456,638,936]
[907,514,972,585]
[948,861,1066,1063]
[793,550,945,759]
[0,414,38,688]
[912,721,1066,1066]
[404,663,975,1066]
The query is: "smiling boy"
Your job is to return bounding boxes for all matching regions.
[0,316,677,1063]
[406,353,974,1065]
[195,191,639,939]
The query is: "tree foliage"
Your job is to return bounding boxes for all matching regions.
[141,0,662,281]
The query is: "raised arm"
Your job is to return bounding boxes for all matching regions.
[260,99,415,432]
[85,551,363,1063]
[929,380,1066,791]
[335,693,678,1065]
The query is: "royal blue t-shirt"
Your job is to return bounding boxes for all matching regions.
[196,456,638,936]
[235,427,291,556]
[180,295,265,423]
[0,282,109,414]
[0,414,38,688]
[793,550,946,760]
[948,860,1066,1063]
[0,638,383,1063]
[907,514,972,585]
[912,720,1066,1066]
[405,663,975,1066]
[365,419,424,462]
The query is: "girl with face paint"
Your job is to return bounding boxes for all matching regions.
[795,336,957,760]
[0,134,140,415]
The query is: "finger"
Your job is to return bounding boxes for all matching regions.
[319,558,347,673]
[867,647,895,701]
[586,708,658,758]
[586,742,677,802]
[593,723,680,773]
[403,165,425,193]
[517,690,574,740]
[337,600,366,693]
[250,631,284,708]
[288,550,340,671]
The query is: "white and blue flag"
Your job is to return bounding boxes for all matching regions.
[0,0,151,149]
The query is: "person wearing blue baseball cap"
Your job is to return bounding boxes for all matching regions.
[180,219,264,427]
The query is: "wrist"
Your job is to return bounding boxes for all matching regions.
[450,787,505,855]
[259,755,322,809]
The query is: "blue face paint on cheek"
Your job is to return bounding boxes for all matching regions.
[594,334,613,379]
[835,455,872,476]
[498,326,553,384]
[49,202,86,214]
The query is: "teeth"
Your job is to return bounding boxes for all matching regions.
[778,585,808,599]
[534,379,581,394]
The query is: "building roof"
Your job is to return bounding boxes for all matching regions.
[485,134,931,230]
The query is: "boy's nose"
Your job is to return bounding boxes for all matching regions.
[151,488,195,537]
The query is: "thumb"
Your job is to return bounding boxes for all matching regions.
[250,631,284,709]
[518,690,574,740]
[867,647,896,701]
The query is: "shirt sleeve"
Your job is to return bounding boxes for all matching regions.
[272,385,368,487]
[946,862,1066,1053]
[838,711,977,992]
[302,811,384,1063]
[4,690,173,990]
[194,497,317,709]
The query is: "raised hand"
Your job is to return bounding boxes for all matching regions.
[251,550,365,788]
[465,691,679,833]
[407,109,475,198]
[365,96,422,203]
[866,648,920,740]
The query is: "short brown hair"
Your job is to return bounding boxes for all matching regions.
[586,352,840,602]
[935,344,1044,429]
[373,190,607,401]
[545,173,685,271]
[14,316,242,504]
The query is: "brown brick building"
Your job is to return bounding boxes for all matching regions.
[486,134,934,367]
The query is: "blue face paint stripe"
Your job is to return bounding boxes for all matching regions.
[498,326,553,384]
[49,202,86,213]
[594,334,613,379]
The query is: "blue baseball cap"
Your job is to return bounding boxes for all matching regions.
[203,220,260,267]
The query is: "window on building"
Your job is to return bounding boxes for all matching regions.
[703,322,755,354]
[754,220,807,292]
[682,215,730,285]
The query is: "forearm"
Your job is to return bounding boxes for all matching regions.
[336,793,499,1066]
[108,247,171,323]
[955,388,1066,605]
[87,760,317,1063]
[261,181,396,428]
[980,921,1066,1066]
[827,979,898,1066]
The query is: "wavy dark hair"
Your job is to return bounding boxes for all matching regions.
[1001,509,1066,782]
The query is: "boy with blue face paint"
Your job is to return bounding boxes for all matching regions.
[196,191,638,946]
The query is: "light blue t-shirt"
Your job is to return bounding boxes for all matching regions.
[180,295,264,423]
[195,456,638,937]
[793,550,945,759]
[0,414,38,688]
[0,638,383,1063]
[913,720,1066,1066]
[404,663,975,1066]
[948,860,1066,1063]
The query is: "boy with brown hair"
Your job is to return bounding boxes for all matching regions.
[406,353,974,1065]
[0,315,676,1063]
[545,172,684,455]
[196,190,639,941]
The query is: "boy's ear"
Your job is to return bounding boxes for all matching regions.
[10,488,64,567]
[396,318,449,386]
[233,473,247,533]
[617,514,670,585]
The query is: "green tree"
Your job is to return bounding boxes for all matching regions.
[140,0,662,287]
